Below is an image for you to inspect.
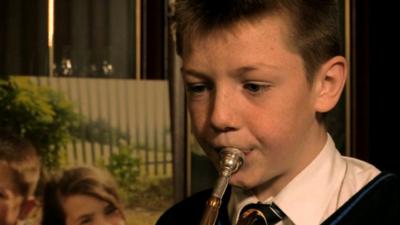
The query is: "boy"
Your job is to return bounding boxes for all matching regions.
[0,131,41,225]
[157,0,399,224]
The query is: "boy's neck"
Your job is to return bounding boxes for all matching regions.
[253,129,328,201]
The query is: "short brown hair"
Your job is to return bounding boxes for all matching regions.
[174,0,342,81]
[41,166,124,225]
[0,130,40,198]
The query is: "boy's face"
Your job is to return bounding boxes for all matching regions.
[0,165,24,225]
[182,15,328,199]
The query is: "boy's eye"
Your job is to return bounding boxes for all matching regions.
[0,190,10,200]
[185,83,210,94]
[104,204,118,215]
[243,83,269,94]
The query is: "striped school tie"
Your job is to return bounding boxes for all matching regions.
[236,202,286,225]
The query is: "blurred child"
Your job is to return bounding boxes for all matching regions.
[0,130,41,225]
[41,166,125,225]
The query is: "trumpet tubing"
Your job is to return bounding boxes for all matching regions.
[199,147,244,225]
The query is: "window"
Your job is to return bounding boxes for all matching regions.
[0,0,171,80]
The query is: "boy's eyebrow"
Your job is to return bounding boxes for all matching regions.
[181,63,280,79]
[181,68,210,79]
[236,63,280,73]
[233,65,277,78]
[235,66,258,75]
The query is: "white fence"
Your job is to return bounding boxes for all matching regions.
[30,76,172,176]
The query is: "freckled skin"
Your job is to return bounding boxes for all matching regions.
[182,15,344,200]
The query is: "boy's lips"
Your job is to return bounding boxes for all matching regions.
[242,149,252,156]
[214,146,253,155]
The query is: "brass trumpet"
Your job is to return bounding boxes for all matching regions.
[199,147,244,225]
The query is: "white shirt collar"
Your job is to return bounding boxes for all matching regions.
[228,134,347,225]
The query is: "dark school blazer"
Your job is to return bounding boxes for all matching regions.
[156,172,399,225]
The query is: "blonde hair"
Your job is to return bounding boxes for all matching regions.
[41,166,124,225]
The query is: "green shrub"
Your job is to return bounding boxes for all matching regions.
[0,77,79,169]
[100,143,172,210]
[104,143,141,192]
[127,176,173,210]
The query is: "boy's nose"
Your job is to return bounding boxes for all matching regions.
[209,89,239,132]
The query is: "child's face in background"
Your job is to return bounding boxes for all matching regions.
[63,194,125,225]
[182,15,327,200]
[0,165,24,225]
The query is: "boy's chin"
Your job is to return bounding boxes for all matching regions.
[229,175,255,190]
[230,181,254,191]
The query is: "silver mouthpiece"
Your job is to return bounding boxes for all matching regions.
[211,147,244,198]
[219,147,245,177]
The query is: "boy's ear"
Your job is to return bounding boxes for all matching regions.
[18,198,37,220]
[313,56,347,112]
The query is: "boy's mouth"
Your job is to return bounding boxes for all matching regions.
[241,149,252,155]
[215,146,252,156]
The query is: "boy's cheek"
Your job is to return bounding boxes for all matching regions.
[0,202,7,215]
[0,205,10,225]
